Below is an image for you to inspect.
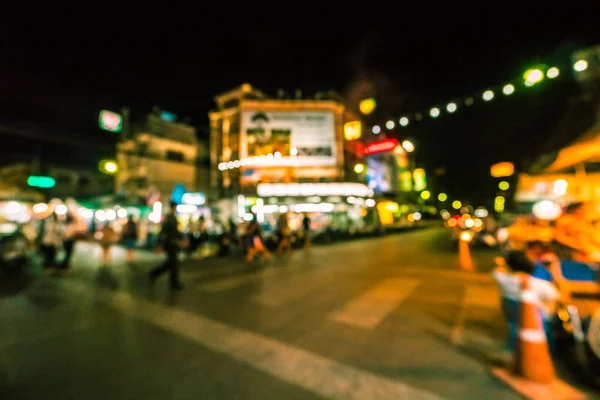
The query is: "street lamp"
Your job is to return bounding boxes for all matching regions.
[359,98,376,115]
[524,68,544,86]
[402,140,415,152]
[100,160,118,175]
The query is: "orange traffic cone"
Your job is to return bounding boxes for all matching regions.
[513,274,556,384]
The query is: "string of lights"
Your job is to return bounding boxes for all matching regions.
[364,58,591,135]
[218,58,593,172]
[218,151,284,171]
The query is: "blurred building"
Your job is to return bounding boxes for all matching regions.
[116,109,208,205]
[0,162,113,200]
[208,84,392,231]
[209,84,350,197]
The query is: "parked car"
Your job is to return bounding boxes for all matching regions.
[0,222,31,273]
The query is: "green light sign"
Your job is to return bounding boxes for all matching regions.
[27,176,56,188]
[99,109,122,133]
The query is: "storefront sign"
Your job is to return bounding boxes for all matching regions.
[241,110,336,166]
[257,183,373,198]
[362,138,398,156]
[98,109,122,133]
[413,168,427,191]
[182,192,205,206]
[490,162,514,178]
[344,121,362,140]
[367,157,392,192]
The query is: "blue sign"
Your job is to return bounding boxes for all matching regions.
[171,184,187,204]
[160,111,177,122]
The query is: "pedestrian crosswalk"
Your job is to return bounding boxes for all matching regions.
[328,278,421,329]
[189,261,502,336]
[60,280,447,400]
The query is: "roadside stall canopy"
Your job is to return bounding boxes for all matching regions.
[0,183,43,203]
[545,121,600,173]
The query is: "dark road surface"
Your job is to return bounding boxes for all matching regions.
[0,227,595,399]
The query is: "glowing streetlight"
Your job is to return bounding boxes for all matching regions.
[502,84,515,95]
[546,67,559,79]
[372,125,381,134]
[438,193,447,202]
[574,59,588,72]
[446,102,457,113]
[452,200,462,210]
[402,140,415,152]
[499,181,509,190]
[359,98,376,115]
[386,120,395,129]
[524,68,544,86]
[430,107,440,118]
[420,190,431,200]
[100,160,118,175]
[482,90,494,101]
[354,163,365,173]
[399,117,409,127]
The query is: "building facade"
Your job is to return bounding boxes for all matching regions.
[116,110,205,205]
[209,84,358,198]
[208,84,385,232]
[0,162,113,200]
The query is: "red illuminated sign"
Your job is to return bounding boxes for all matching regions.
[362,138,399,155]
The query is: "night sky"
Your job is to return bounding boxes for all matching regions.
[2,7,599,206]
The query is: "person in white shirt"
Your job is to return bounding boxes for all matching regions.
[493,251,560,351]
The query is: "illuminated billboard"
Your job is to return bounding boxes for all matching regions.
[367,156,393,192]
[241,111,336,166]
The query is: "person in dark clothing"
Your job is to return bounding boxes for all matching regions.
[122,215,138,264]
[244,216,270,262]
[60,214,79,270]
[302,214,311,249]
[39,213,61,269]
[149,202,184,290]
[229,218,238,246]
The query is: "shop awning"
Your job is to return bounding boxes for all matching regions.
[545,122,600,173]
[0,184,43,203]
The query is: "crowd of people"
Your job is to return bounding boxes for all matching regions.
[31,202,313,291]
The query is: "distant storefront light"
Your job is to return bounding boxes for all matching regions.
[344,121,362,140]
[98,109,123,133]
[362,138,399,156]
[257,183,373,198]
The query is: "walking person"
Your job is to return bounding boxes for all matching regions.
[228,218,238,247]
[244,215,270,263]
[302,213,311,250]
[98,223,118,267]
[39,213,61,269]
[276,212,292,255]
[59,214,86,271]
[149,202,185,290]
[122,215,138,264]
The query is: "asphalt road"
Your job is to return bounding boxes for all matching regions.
[0,227,594,399]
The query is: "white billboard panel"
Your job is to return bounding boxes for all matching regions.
[240,110,336,166]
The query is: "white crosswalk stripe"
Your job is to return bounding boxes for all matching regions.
[61,280,446,400]
[328,278,421,330]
